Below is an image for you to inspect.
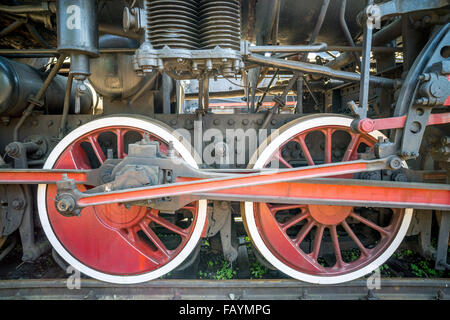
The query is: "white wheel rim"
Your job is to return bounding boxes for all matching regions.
[244,115,412,284]
[37,117,207,284]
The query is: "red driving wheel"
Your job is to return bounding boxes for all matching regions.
[38,117,207,283]
[244,115,412,284]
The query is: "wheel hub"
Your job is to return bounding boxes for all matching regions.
[308,205,352,225]
[95,203,148,229]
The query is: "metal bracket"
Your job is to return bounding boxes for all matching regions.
[216,201,238,263]
[362,0,450,21]
[399,27,450,159]
[435,211,450,270]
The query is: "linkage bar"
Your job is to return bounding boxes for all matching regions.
[197,178,450,211]
[0,169,89,184]
[356,112,450,133]
[74,157,394,207]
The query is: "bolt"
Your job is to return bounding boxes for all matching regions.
[389,156,403,170]
[439,146,450,155]
[170,119,177,126]
[228,119,235,126]
[56,196,75,213]
[11,198,24,210]
[213,119,220,125]
[242,119,249,125]
[359,118,375,133]
[415,97,429,105]
[391,172,408,182]
[441,136,450,146]
[5,143,20,158]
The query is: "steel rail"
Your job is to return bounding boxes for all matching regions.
[0,278,447,300]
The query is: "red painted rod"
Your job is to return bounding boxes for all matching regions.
[200,180,450,210]
[358,112,450,133]
[0,170,88,184]
[77,159,384,207]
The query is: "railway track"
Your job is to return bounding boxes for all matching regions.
[0,278,448,300]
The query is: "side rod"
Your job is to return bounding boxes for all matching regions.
[72,157,395,207]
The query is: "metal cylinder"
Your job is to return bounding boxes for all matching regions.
[199,0,241,50]
[57,0,99,57]
[147,0,200,49]
[89,35,150,99]
[0,57,92,116]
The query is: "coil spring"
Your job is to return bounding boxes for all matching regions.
[147,0,201,49]
[199,0,241,50]
[146,0,241,51]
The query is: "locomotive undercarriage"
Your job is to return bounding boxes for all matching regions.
[0,0,449,285]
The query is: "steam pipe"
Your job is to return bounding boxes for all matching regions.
[246,54,398,88]
[13,55,66,141]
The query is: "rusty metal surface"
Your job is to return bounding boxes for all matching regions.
[0,278,448,300]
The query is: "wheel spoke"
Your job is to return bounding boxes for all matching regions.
[349,212,389,236]
[342,133,361,162]
[281,212,310,231]
[59,144,92,170]
[146,211,189,238]
[274,151,293,168]
[115,128,126,159]
[124,227,137,243]
[268,204,307,213]
[181,204,196,213]
[117,227,161,265]
[295,135,315,166]
[294,219,315,246]
[340,220,369,257]
[330,225,344,268]
[87,135,106,164]
[323,128,333,164]
[310,225,325,260]
[139,222,170,258]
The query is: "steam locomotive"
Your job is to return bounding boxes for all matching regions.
[0,0,448,284]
